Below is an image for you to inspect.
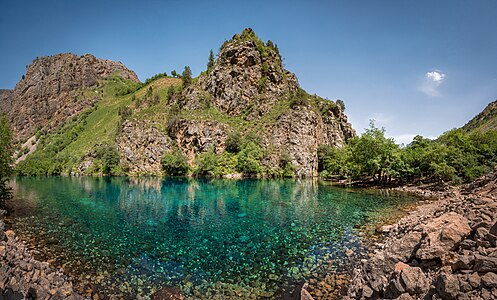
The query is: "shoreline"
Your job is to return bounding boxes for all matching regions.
[0,209,83,299]
[330,172,497,299]
[3,175,496,300]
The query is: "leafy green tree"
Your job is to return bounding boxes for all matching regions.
[161,149,189,176]
[181,66,192,87]
[347,121,400,182]
[336,99,346,111]
[237,141,264,174]
[93,144,120,175]
[207,49,215,70]
[0,114,13,199]
[171,70,177,77]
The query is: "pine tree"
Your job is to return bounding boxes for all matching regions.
[181,66,192,87]
[207,49,215,70]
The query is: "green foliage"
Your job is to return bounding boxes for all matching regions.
[236,141,264,175]
[319,121,497,185]
[193,149,238,177]
[207,49,215,70]
[181,66,192,87]
[143,72,168,86]
[336,99,346,111]
[89,144,121,175]
[0,114,13,199]
[171,70,177,77]
[161,149,189,176]
[16,109,94,176]
[226,131,242,153]
[257,76,267,92]
[279,152,296,178]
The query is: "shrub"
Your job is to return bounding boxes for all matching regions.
[237,141,264,174]
[161,149,189,176]
[226,131,242,153]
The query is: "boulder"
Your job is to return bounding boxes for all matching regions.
[436,273,460,300]
[399,266,430,295]
[481,272,497,288]
[474,254,497,272]
[416,213,471,261]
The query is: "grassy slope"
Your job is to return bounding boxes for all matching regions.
[463,100,497,133]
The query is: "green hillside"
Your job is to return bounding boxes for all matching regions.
[15,75,181,175]
[462,100,497,133]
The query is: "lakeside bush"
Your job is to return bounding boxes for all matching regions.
[161,149,189,176]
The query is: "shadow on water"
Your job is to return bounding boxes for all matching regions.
[5,177,417,299]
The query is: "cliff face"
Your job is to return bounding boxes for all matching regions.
[7,53,139,141]
[0,90,13,115]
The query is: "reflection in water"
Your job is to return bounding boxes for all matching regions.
[6,177,415,299]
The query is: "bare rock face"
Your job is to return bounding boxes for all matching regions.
[7,53,139,141]
[168,119,229,160]
[0,89,13,115]
[116,120,172,175]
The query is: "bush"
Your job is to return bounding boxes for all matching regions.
[161,149,189,176]
[226,131,242,153]
[237,141,264,174]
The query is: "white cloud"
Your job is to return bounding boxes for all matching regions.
[419,69,446,97]
[369,112,393,126]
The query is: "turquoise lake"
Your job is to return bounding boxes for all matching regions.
[5,177,416,299]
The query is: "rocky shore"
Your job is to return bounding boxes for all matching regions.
[0,209,82,300]
[337,170,497,300]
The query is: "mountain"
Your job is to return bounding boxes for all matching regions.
[462,100,497,133]
[5,28,355,177]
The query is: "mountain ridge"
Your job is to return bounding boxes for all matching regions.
[5,28,355,178]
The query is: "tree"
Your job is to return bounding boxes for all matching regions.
[336,99,346,111]
[207,49,215,70]
[171,70,177,77]
[181,66,192,87]
[0,114,13,200]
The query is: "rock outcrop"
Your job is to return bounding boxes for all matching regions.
[179,28,299,118]
[345,168,497,300]
[6,53,139,141]
[116,120,172,175]
[165,28,355,177]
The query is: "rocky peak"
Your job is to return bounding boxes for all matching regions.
[7,53,139,141]
[180,28,299,118]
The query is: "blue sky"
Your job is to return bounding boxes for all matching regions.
[1,0,497,144]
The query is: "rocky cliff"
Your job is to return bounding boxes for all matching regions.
[12,29,355,177]
[6,53,139,141]
[0,90,13,116]
[141,28,356,177]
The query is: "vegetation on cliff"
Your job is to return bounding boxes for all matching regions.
[0,114,13,199]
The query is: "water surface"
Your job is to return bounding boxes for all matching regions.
[6,177,416,299]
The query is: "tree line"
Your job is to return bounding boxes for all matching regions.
[318,121,497,185]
